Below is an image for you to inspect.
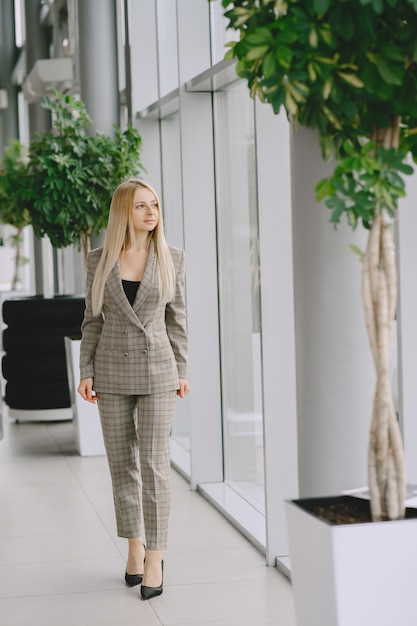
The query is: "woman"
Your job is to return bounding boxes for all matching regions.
[77,179,190,600]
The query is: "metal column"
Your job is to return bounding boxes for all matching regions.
[24,0,50,138]
[78,0,119,134]
[0,0,19,150]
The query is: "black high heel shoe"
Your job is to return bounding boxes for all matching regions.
[141,560,164,600]
[124,571,143,587]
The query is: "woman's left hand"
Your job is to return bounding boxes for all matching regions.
[177,378,190,398]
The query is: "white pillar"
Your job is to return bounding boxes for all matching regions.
[25,0,53,296]
[291,126,374,497]
[396,167,417,484]
[78,0,119,134]
[24,0,50,137]
[0,0,19,147]
[256,103,299,564]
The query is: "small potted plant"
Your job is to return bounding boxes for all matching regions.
[26,89,144,263]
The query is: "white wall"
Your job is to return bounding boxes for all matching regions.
[0,225,33,292]
[396,166,417,484]
[0,246,14,290]
[291,125,374,497]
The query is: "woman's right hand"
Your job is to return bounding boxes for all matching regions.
[77,377,98,403]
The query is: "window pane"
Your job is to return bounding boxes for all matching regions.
[161,112,190,453]
[214,83,265,512]
[209,0,240,65]
[156,0,179,96]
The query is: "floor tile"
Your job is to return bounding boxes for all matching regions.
[0,531,120,565]
[170,489,230,525]
[93,505,117,533]
[168,520,252,553]
[64,455,112,490]
[0,423,60,462]
[149,577,295,625]
[0,458,79,494]
[170,470,191,492]
[163,548,281,586]
[0,557,126,598]
[0,494,105,538]
[0,589,162,626]
[45,420,80,453]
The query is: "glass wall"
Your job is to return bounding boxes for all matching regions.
[214,83,265,512]
[209,0,240,65]
[156,0,179,95]
[160,111,190,455]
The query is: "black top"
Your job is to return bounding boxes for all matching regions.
[122,279,140,306]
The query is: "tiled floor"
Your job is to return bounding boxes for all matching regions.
[0,411,296,626]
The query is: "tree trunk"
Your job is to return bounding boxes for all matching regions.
[362,118,406,521]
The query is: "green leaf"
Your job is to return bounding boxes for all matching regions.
[349,243,365,263]
[262,51,277,78]
[337,72,365,89]
[328,197,347,224]
[375,57,404,86]
[315,177,334,201]
[308,62,317,81]
[276,30,298,45]
[370,0,384,13]
[312,0,331,14]
[309,28,318,48]
[245,28,274,46]
[275,44,293,68]
[246,45,270,61]
[396,162,414,176]
[285,90,298,116]
[323,80,332,99]
[381,44,405,63]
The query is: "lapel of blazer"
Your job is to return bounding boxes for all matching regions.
[132,239,155,314]
[106,259,144,328]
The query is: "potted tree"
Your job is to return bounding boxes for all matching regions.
[1,90,143,422]
[26,89,143,262]
[218,0,417,624]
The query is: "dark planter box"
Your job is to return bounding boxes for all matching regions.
[2,296,85,412]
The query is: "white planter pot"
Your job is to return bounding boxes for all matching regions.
[65,338,105,456]
[286,495,417,626]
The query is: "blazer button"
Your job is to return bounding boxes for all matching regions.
[123,330,128,335]
[142,350,147,355]
[124,352,129,357]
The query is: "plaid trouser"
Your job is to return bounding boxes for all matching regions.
[97,391,176,549]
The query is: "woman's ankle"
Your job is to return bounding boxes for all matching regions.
[126,538,145,572]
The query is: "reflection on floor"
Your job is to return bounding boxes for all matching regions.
[0,411,296,626]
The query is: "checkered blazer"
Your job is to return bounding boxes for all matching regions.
[79,240,188,395]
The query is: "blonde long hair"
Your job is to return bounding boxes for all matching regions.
[91,179,176,316]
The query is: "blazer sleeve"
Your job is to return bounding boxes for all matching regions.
[165,250,188,380]
[79,251,104,380]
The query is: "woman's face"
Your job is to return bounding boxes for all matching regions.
[131,186,159,235]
